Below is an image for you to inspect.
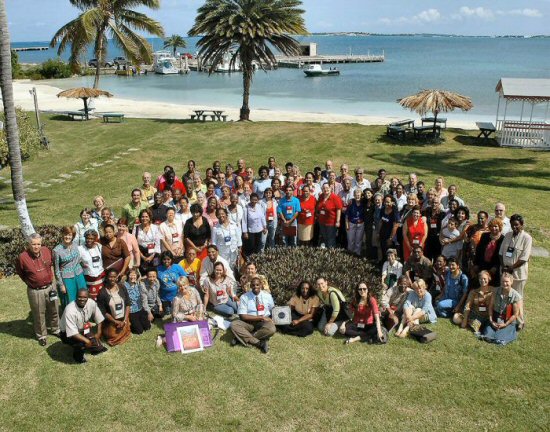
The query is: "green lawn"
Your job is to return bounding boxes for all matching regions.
[0,116,549,431]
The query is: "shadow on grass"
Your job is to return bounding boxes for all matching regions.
[48,115,82,122]
[371,149,550,191]
[376,134,446,147]
[46,341,75,364]
[0,315,34,340]
[455,134,499,148]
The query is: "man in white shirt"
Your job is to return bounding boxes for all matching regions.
[230,277,275,353]
[352,168,371,192]
[494,202,511,234]
[199,245,235,285]
[60,288,107,363]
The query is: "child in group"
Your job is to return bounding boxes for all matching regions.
[440,218,461,259]
[141,268,163,321]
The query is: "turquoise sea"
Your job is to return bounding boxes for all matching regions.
[12,36,550,120]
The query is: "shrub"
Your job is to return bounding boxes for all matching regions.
[250,247,382,305]
[10,50,23,79]
[0,108,42,168]
[38,58,72,79]
[0,225,63,278]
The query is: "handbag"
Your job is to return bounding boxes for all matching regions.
[409,325,437,343]
[282,225,297,237]
[272,306,292,325]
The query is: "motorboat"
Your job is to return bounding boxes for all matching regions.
[303,64,340,77]
[214,51,241,73]
[153,51,179,74]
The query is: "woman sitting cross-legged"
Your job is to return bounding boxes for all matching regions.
[480,272,522,345]
[172,276,203,323]
[395,279,437,338]
[452,270,493,334]
[340,282,386,344]
[202,262,239,317]
[96,269,132,346]
[278,280,319,337]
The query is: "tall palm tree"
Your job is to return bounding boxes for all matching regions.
[0,0,35,236]
[163,34,187,57]
[51,0,165,88]
[189,0,307,121]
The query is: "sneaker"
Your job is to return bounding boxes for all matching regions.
[259,339,269,354]
[52,330,62,339]
[38,338,47,347]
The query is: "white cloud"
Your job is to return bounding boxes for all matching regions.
[497,9,543,18]
[453,6,494,20]
[379,8,440,25]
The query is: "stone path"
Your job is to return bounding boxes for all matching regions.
[532,246,549,258]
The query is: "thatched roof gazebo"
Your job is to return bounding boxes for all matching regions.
[57,87,113,120]
[398,89,473,136]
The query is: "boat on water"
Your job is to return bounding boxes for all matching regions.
[153,51,179,74]
[214,51,241,73]
[303,64,340,77]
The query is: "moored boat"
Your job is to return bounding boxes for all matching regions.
[303,64,340,77]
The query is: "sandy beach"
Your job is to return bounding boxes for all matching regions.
[8,80,477,129]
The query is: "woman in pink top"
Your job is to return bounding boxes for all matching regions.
[117,218,140,269]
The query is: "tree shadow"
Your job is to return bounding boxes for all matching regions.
[455,134,499,148]
[48,115,81,122]
[376,134,446,147]
[151,118,234,125]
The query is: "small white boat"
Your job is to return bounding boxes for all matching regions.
[153,51,179,74]
[214,51,241,73]
[303,64,340,77]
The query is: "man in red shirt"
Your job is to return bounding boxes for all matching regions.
[316,183,343,248]
[15,233,60,346]
[235,159,249,182]
[158,170,186,195]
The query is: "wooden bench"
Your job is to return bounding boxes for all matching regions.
[66,111,87,121]
[386,119,414,140]
[190,114,197,120]
[414,125,441,140]
[476,122,496,143]
[102,113,125,123]
[422,116,447,129]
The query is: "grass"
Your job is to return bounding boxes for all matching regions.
[0,116,549,431]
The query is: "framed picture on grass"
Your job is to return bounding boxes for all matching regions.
[177,324,204,354]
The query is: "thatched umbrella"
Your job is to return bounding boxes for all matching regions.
[56,87,113,120]
[398,89,473,136]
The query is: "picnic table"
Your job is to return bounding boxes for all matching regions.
[190,110,227,122]
[386,119,414,140]
[476,122,496,143]
[413,125,441,140]
[66,111,87,121]
[421,116,447,129]
[102,113,125,123]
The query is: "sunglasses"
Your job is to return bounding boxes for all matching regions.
[357,288,368,292]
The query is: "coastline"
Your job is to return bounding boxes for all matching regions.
[8,80,478,129]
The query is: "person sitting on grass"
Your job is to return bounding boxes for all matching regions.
[315,277,349,337]
[453,270,493,334]
[172,276,203,323]
[240,261,270,293]
[381,248,403,292]
[141,268,163,320]
[403,245,433,286]
[278,280,319,337]
[60,288,107,364]
[230,277,275,353]
[124,268,151,335]
[202,262,239,317]
[96,269,132,346]
[480,272,522,346]
[340,282,386,345]
[396,279,437,338]
[435,257,468,318]
[380,275,411,331]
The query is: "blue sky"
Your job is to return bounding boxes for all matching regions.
[6,0,550,42]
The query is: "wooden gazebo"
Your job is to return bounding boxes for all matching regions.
[495,78,550,149]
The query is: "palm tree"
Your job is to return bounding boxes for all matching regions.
[189,0,307,121]
[163,35,187,57]
[50,0,165,88]
[0,0,35,236]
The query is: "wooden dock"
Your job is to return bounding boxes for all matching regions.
[276,53,384,68]
[12,46,49,52]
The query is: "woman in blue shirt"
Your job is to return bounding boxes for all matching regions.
[157,251,187,314]
[435,257,469,318]
[124,268,151,334]
[396,279,437,338]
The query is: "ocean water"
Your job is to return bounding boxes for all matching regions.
[12,36,550,120]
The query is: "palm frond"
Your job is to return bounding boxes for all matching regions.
[118,8,164,36]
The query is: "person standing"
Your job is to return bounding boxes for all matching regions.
[499,214,532,325]
[231,277,275,353]
[121,189,147,231]
[15,233,60,346]
[277,185,301,247]
[316,183,343,248]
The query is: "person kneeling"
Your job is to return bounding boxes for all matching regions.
[60,288,107,364]
[395,279,437,338]
[340,282,386,344]
[278,281,319,337]
[231,277,275,353]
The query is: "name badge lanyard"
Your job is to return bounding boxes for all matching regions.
[142,227,156,252]
[168,224,179,244]
[88,245,102,268]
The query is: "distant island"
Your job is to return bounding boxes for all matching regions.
[310,32,549,38]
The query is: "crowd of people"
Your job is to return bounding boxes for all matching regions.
[15,157,533,362]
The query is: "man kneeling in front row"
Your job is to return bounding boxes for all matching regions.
[60,288,107,363]
[230,277,275,353]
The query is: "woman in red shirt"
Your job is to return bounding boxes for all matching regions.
[402,205,428,261]
[340,282,385,344]
[316,183,343,248]
[298,185,317,246]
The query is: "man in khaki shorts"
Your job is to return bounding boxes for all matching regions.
[15,233,60,346]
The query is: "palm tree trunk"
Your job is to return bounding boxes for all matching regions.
[240,64,252,121]
[93,29,105,89]
[0,0,35,237]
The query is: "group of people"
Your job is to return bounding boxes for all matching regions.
[15,157,532,362]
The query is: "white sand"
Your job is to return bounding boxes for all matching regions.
[7,80,477,129]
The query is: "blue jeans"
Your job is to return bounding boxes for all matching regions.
[319,225,337,248]
[283,234,297,247]
[436,298,458,317]
[263,221,277,249]
[213,299,238,317]
[482,319,517,345]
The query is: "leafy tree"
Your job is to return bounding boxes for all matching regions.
[50,0,165,88]
[163,34,187,57]
[190,0,307,121]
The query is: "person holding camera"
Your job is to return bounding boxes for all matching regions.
[60,288,107,363]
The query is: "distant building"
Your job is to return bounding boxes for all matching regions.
[299,43,317,57]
